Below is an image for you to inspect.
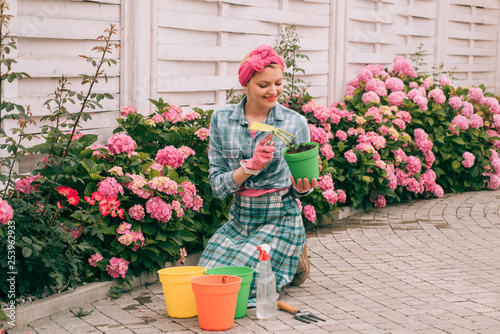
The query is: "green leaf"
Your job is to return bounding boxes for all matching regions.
[158,242,177,256]
[84,183,98,196]
[0,308,9,320]
[450,136,465,145]
[80,159,95,173]
[22,247,33,258]
[22,236,33,245]
[451,160,461,170]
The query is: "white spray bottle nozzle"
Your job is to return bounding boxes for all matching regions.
[257,244,271,261]
[257,244,271,253]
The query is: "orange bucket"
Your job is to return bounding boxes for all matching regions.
[191,275,242,331]
[157,266,205,318]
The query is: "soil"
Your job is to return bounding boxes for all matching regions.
[285,143,316,154]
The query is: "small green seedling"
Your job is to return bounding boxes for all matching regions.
[74,307,94,317]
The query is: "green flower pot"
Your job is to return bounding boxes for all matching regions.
[282,142,319,182]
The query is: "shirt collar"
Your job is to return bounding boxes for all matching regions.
[228,96,285,125]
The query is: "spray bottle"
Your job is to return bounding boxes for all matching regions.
[256,244,277,319]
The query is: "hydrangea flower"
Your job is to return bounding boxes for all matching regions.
[184,111,201,121]
[449,96,462,110]
[469,114,484,129]
[146,196,172,223]
[0,199,13,225]
[320,143,335,160]
[148,177,178,195]
[178,247,188,264]
[296,198,303,212]
[336,130,347,141]
[345,150,357,163]
[108,166,124,176]
[323,189,339,205]
[15,175,40,194]
[117,221,132,234]
[385,77,404,91]
[98,177,124,197]
[451,115,469,131]
[318,174,334,191]
[195,127,209,141]
[462,152,475,168]
[428,88,446,104]
[388,91,406,106]
[88,253,104,267]
[303,204,316,223]
[121,106,137,117]
[106,257,130,278]
[108,133,137,156]
[362,91,380,104]
[156,146,185,169]
[468,87,484,104]
[128,204,145,221]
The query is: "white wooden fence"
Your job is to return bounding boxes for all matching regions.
[3,0,500,173]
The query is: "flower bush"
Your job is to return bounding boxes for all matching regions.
[291,56,500,224]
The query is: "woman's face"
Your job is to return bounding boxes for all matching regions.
[244,65,283,110]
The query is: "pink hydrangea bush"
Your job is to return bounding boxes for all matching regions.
[293,54,500,220]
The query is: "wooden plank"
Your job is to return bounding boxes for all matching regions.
[391,4,437,19]
[15,57,120,78]
[157,44,247,61]
[293,26,330,39]
[159,91,217,107]
[19,0,120,21]
[158,10,278,35]
[303,0,330,4]
[230,6,330,27]
[157,27,219,45]
[447,46,497,56]
[159,60,217,76]
[292,37,329,51]
[299,61,330,75]
[162,0,270,9]
[12,16,120,40]
[348,30,401,44]
[448,12,498,24]
[3,110,119,137]
[159,0,218,14]
[9,96,120,117]
[289,0,330,15]
[157,75,239,92]
[450,0,500,9]
[347,52,396,65]
[382,24,435,37]
[446,63,498,72]
[18,77,120,96]
[448,29,497,40]
[17,38,109,57]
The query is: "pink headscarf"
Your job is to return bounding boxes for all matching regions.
[238,44,285,86]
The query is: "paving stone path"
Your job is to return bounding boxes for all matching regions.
[7,190,500,333]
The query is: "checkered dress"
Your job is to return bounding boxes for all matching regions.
[198,189,306,306]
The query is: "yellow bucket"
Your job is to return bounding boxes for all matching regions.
[157,266,206,318]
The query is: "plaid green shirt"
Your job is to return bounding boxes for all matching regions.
[208,97,310,200]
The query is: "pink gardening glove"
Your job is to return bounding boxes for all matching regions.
[246,133,276,170]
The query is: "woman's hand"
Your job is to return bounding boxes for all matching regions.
[246,133,276,170]
[291,176,318,193]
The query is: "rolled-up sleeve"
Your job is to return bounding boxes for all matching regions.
[208,111,240,200]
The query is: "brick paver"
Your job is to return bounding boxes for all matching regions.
[6,190,500,333]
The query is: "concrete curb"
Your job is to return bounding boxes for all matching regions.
[1,252,202,326]
[1,206,360,327]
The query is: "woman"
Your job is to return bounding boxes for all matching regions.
[198,44,318,306]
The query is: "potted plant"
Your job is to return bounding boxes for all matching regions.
[282,142,320,182]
